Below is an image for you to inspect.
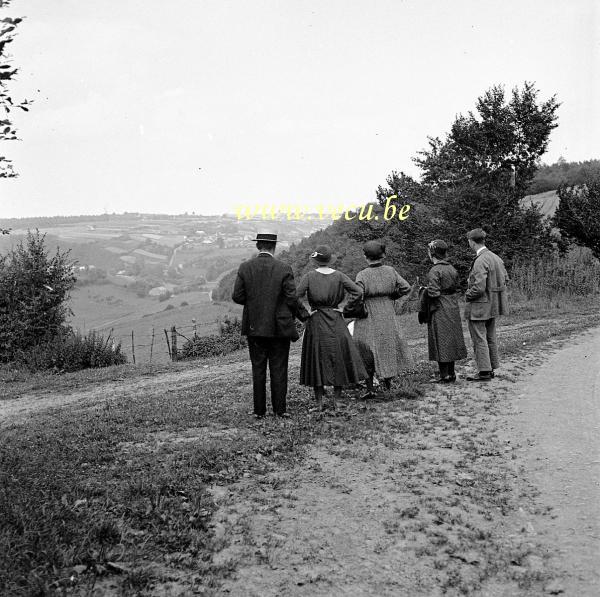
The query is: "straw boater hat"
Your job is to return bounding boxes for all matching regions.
[310,245,336,266]
[251,232,278,242]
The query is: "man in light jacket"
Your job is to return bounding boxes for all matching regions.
[464,228,509,382]
[232,232,308,418]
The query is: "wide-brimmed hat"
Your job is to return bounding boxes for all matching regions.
[310,245,336,265]
[252,232,278,243]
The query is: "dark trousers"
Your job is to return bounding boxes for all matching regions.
[247,336,291,416]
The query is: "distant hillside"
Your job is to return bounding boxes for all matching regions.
[0,233,124,271]
[215,186,581,304]
[526,159,600,194]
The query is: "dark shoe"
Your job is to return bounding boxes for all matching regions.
[466,373,492,382]
[359,391,376,400]
[435,375,456,384]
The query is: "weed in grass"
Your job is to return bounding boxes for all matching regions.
[120,565,154,594]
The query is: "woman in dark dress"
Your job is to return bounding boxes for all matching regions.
[424,239,467,382]
[296,245,368,411]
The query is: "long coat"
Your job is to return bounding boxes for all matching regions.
[353,264,414,378]
[425,261,467,362]
[464,248,509,321]
[232,254,308,339]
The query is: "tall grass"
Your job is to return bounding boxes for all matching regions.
[509,249,600,312]
[17,329,127,372]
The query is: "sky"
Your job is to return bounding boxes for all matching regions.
[1,0,598,218]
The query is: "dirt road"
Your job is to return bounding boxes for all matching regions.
[214,327,600,596]
[510,329,600,596]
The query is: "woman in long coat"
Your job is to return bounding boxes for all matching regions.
[424,239,467,382]
[353,240,415,398]
[297,245,368,411]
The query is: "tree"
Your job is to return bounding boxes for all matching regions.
[553,179,600,259]
[0,231,76,361]
[410,82,559,276]
[1,0,30,178]
[415,83,560,196]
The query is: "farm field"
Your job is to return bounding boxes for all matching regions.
[0,213,327,363]
[69,284,242,364]
[521,190,559,218]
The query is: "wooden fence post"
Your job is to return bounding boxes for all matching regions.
[171,325,178,361]
[131,330,136,364]
[164,328,171,360]
[149,327,155,363]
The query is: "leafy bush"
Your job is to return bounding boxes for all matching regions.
[553,178,600,259]
[180,316,246,360]
[0,230,76,362]
[217,314,243,336]
[17,329,127,372]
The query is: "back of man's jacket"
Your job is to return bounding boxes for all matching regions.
[464,248,509,320]
[232,254,307,338]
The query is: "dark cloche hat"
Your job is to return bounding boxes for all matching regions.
[310,245,335,264]
[363,239,386,260]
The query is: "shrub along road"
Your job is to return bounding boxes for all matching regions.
[0,307,599,595]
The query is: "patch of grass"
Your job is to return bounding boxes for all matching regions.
[0,381,318,595]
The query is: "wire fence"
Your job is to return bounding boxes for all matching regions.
[87,319,220,364]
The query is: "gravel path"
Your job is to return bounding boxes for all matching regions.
[512,328,600,596]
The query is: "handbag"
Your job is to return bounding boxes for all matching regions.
[343,299,368,319]
[343,282,368,319]
[417,286,430,325]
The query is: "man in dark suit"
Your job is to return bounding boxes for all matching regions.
[464,228,509,382]
[232,233,308,418]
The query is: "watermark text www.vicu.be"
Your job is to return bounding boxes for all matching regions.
[234,196,411,221]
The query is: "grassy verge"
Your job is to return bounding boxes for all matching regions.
[1,299,599,595]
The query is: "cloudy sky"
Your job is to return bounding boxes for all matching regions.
[1,0,598,218]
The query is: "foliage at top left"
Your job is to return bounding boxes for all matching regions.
[1,0,31,180]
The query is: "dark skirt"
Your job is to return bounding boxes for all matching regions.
[300,308,368,387]
[427,295,468,362]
